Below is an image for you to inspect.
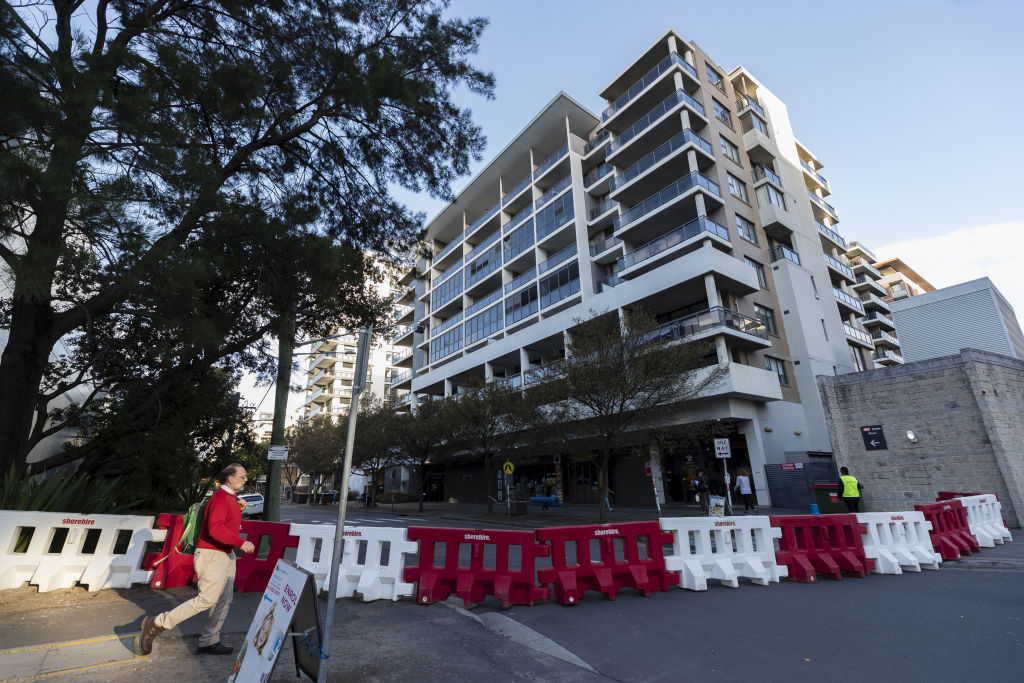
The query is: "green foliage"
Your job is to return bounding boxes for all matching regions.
[0,465,136,514]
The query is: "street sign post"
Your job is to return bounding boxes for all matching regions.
[861,425,888,451]
[713,438,733,515]
[502,462,514,475]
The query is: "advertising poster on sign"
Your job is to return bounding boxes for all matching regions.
[228,560,308,682]
[709,495,726,517]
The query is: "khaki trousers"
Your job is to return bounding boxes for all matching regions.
[155,548,236,647]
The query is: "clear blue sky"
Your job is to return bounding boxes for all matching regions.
[397,0,1024,311]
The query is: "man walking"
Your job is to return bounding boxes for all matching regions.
[138,463,256,656]
[837,466,864,513]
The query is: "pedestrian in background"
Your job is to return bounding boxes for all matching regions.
[696,469,712,515]
[734,468,758,514]
[138,463,256,657]
[838,466,864,512]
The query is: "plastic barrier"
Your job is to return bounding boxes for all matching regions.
[856,512,941,574]
[233,520,299,592]
[936,491,984,501]
[770,514,874,583]
[290,523,417,601]
[955,494,1012,547]
[0,512,161,592]
[535,521,677,605]
[659,516,787,590]
[913,500,980,561]
[404,527,549,608]
[144,514,195,589]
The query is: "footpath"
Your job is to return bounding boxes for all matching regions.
[1,500,1019,682]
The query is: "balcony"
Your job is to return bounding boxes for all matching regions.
[312,352,334,369]
[304,387,324,406]
[466,200,501,239]
[861,311,896,331]
[609,128,713,200]
[583,162,614,192]
[823,252,855,282]
[535,174,572,211]
[431,311,463,339]
[799,159,831,194]
[769,245,801,266]
[583,130,612,157]
[433,259,462,288]
[306,368,327,389]
[392,348,413,366]
[872,348,904,366]
[392,324,416,344]
[503,203,534,234]
[742,126,775,164]
[872,330,901,349]
[597,273,624,291]
[538,243,578,275]
[816,221,846,251]
[735,94,766,118]
[752,165,782,187]
[492,373,523,389]
[533,144,569,181]
[807,190,839,222]
[859,292,891,313]
[588,198,618,225]
[695,362,783,402]
[603,52,698,123]
[502,174,532,206]
[618,215,730,276]
[647,305,771,350]
[505,267,537,295]
[613,172,721,238]
[524,359,567,385]
[465,229,501,263]
[590,235,623,264]
[843,323,874,349]
[392,369,413,386]
[849,258,883,280]
[833,287,865,315]
[607,89,706,160]
[852,274,887,297]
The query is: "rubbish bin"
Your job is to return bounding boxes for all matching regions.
[812,484,848,513]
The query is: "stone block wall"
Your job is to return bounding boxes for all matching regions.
[818,348,1023,527]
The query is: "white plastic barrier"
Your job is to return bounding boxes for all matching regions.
[856,511,941,574]
[0,511,161,592]
[289,523,417,601]
[660,516,787,590]
[957,494,1013,547]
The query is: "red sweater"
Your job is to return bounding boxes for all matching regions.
[197,487,245,552]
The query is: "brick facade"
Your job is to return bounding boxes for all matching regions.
[818,348,1023,527]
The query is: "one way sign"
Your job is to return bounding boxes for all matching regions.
[861,425,887,451]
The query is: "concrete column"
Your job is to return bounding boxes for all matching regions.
[673,72,684,91]
[695,193,706,218]
[704,274,721,307]
[687,150,698,174]
[444,377,453,398]
[484,362,494,382]
[739,418,772,507]
[684,50,695,68]
[667,35,677,54]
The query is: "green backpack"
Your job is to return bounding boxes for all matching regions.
[153,499,209,566]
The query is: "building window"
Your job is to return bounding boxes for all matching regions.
[821,319,829,340]
[753,303,777,334]
[745,257,767,288]
[756,183,786,210]
[720,135,740,165]
[849,343,866,372]
[706,64,725,91]
[727,173,748,203]
[765,356,788,385]
[539,262,581,308]
[464,302,504,344]
[810,275,820,299]
[735,214,757,244]
[505,284,539,326]
[745,113,769,136]
[713,99,732,127]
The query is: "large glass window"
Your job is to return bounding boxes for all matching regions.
[756,183,786,210]
[505,285,539,326]
[535,192,574,240]
[430,271,462,309]
[706,64,725,92]
[464,303,504,344]
[753,303,777,334]
[735,214,757,244]
[503,220,534,261]
[464,242,502,288]
[745,257,767,288]
[765,356,788,385]
[727,173,748,203]
[720,135,740,164]
[539,262,580,308]
[713,99,732,127]
[429,324,462,363]
[849,343,866,371]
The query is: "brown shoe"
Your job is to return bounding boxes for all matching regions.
[137,616,164,656]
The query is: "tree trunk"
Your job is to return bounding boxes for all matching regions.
[418,460,426,512]
[484,452,494,515]
[598,448,610,523]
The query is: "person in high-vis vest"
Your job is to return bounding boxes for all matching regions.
[837,466,864,512]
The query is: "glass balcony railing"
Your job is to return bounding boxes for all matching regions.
[602,52,697,120]
[432,311,464,338]
[833,287,865,313]
[590,235,623,256]
[752,165,781,186]
[816,221,847,249]
[465,286,502,317]
[434,235,463,263]
[613,172,721,231]
[618,215,729,271]
[505,267,537,294]
[492,373,523,389]
[597,273,624,289]
[467,200,501,235]
[646,305,768,343]
[533,144,568,179]
[609,128,712,192]
[434,258,463,286]
[769,244,800,265]
[800,159,830,189]
[607,89,706,155]
[843,323,872,346]
[538,243,577,275]
[502,174,532,205]
[465,229,501,262]
[873,349,904,364]
[391,323,417,344]
[872,330,900,346]
[504,203,533,234]
[583,162,614,188]
[583,130,611,155]
[393,369,413,384]
[524,359,567,385]
[850,259,883,279]
[392,348,413,365]
[535,174,572,210]
[588,198,617,221]
[807,189,838,220]
[464,252,501,289]
[735,95,766,118]
[823,252,854,279]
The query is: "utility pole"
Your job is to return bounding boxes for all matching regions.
[266,310,295,523]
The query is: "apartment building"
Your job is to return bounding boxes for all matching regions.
[874,257,936,302]
[391,30,895,507]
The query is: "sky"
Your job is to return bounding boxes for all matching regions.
[245,0,1024,415]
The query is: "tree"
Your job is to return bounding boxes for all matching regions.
[0,0,494,475]
[286,414,343,499]
[392,396,454,511]
[529,309,728,522]
[352,394,403,507]
[448,379,528,515]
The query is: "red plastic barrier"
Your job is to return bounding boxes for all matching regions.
[143,514,197,589]
[770,514,874,583]
[936,491,984,501]
[403,527,549,608]
[535,521,678,605]
[914,500,980,560]
[234,520,300,592]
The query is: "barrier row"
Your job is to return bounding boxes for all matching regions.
[0,492,1013,602]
